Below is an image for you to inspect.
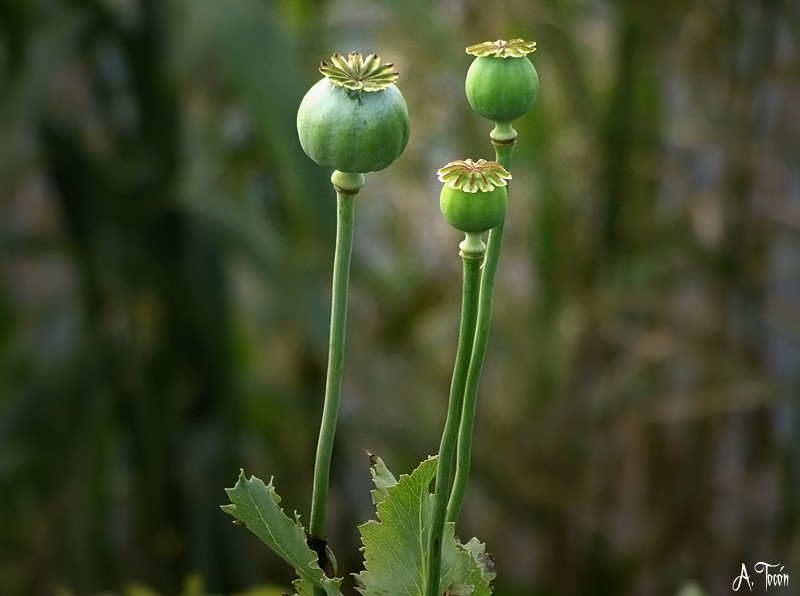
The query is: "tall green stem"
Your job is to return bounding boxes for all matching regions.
[446,125,517,523]
[426,233,485,596]
[309,171,364,547]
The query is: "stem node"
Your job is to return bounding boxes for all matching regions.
[331,170,365,194]
[490,122,518,144]
[459,233,487,259]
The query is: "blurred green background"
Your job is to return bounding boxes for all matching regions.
[1,0,799,594]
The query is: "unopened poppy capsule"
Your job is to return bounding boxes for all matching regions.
[438,159,511,234]
[297,52,410,174]
[465,39,539,125]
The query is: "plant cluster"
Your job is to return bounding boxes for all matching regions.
[222,38,539,595]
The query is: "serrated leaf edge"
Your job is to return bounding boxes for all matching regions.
[354,457,492,595]
[222,470,343,595]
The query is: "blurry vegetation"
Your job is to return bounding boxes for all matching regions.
[1,0,799,594]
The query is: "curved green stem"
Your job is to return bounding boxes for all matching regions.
[309,171,363,545]
[446,126,517,524]
[425,233,485,596]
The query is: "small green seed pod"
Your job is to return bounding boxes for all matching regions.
[297,52,410,174]
[438,159,511,234]
[465,39,539,124]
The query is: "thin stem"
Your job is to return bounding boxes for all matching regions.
[446,125,517,524]
[309,171,363,544]
[426,233,485,596]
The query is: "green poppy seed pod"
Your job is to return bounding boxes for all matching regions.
[465,39,539,124]
[438,159,511,234]
[297,52,410,174]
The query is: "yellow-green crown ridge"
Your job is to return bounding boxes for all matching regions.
[319,52,399,92]
[437,159,512,193]
[466,39,537,58]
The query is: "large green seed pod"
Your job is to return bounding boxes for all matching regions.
[465,39,539,124]
[297,52,410,174]
[438,159,511,234]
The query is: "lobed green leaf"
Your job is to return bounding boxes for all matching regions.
[222,470,343,596]
[366,451,398,505]
[354,457,493,595]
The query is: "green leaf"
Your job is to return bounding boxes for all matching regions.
[461,538,496,584]
[366,451,397,505]
[221,470,343,596]
[355,457,493,595]
[293,577,320,596]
